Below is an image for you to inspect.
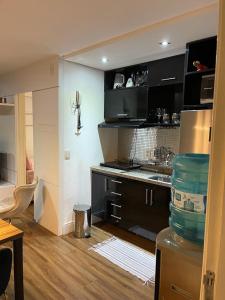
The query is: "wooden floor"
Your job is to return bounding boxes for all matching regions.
[5,206,154,300]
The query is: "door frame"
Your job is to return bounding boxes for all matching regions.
[200,0,225,298]
[15,93,26,186]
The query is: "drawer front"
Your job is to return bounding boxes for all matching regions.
[159,248,202,300]
[106,176,124,195]
[106,196,125,225]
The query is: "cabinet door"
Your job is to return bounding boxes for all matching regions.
[104,86,149,121]
[121,179,170,241]
[149,55,185,87]
[142,184,170,233]
[91,172,108,222]
[120,179,149,230]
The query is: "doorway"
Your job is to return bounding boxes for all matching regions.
[24,92,34,184]
[24,92,35,217]
[14,92,35,219]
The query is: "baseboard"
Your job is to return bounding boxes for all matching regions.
[62,221,74,235]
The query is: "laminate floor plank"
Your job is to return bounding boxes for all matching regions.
[5,206,154,300]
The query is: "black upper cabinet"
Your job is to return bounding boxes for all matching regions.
[102,36,217,124]
[104,54,185,91]
[104,86,149,122]
[148,55,185,87]
[104,63,149,91]
[104,54,185,124]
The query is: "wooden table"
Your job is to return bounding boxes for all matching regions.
[0,219,24,300]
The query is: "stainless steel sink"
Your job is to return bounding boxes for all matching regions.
[148,174,171,183]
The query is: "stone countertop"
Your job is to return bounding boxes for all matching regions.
[91,165,171,188]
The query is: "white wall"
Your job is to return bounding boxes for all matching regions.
[33,87,61,235]
[59,60,105,234]
[0,56,58,97]
[0,57,61,235]
[0,56,110,236]
[98,128,118,162]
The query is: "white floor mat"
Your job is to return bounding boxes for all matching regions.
[90,237,155,285]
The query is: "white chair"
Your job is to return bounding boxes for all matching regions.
[0,180,38,221]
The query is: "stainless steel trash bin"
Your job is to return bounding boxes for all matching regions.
[73,204,91,238]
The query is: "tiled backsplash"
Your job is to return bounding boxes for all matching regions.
[118,128,180,163]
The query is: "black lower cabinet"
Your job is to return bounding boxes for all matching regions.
[119,179,170,241]
[91,171,170,241]
[91,172,108,221]
[91,172,125,223]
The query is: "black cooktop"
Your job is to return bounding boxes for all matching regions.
[100,161,141,171]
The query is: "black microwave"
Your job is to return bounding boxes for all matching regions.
[104,86,149,122]
[200,74,215,104]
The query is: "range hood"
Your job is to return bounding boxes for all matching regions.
[98,121,146,128]
[98,121,180,129]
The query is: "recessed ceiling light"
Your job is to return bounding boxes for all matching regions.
[160,41,171,47]
[101,57,108,63]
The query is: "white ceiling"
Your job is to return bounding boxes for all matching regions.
[66,3,219,70]
[0,0,218,74]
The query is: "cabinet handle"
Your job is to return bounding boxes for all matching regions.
[145,189,149,205]
[117,113,128,117]
[111,179,122,184]
[104,178,108,193]
[111,191,122,197]
[111,203,122,208]
[209,126,212,142]
[203,87,213,90]
[161,77,176,81]
[149,189,154,206]
[110,214,122,220]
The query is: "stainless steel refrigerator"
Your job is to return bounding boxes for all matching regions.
[179,110,212,154]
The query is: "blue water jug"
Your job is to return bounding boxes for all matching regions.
[170,154,209,244]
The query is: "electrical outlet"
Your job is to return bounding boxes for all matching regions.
[64,150,70,160]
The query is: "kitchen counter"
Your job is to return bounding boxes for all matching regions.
[91,165,171,188]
